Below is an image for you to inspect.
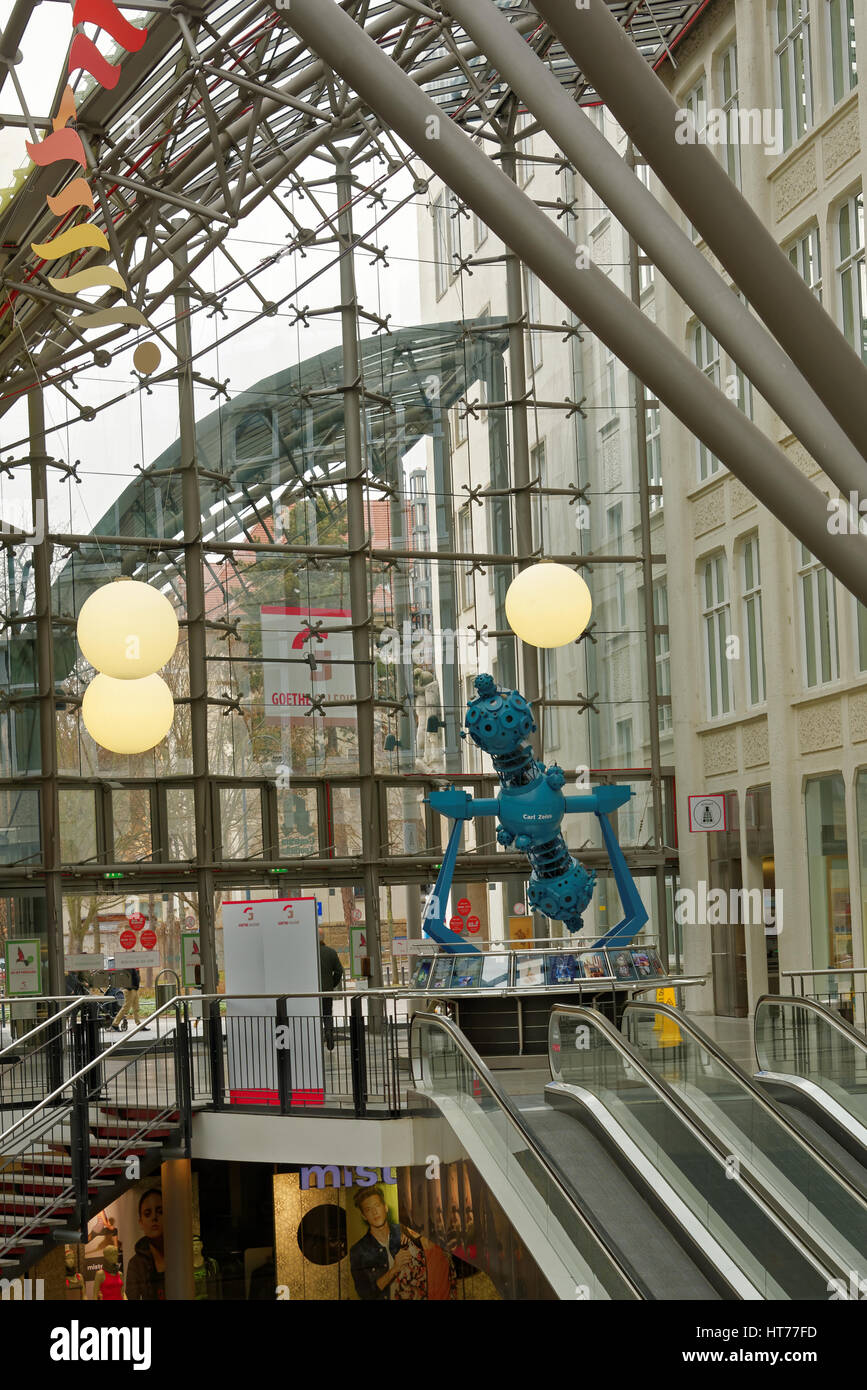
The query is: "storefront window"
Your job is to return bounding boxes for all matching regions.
[805,774,851,968]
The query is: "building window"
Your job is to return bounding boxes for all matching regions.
[452,399,468,447]
[742,535,766,706]
[645,389,662,510]
[828,0,857,103]
[799,543,839,686]
[457,506,473,611]
[432,193,449,299]
[653,581,672,734]
[635,161,655,290]
[531,439,547,550]
[608,504,627,630]
[523,267,543,373]
[683,78,708,239]
[805,774,852,969]
[776,0,813,150]
[720,43,742,188]
[473,210,488,249]
[787,225,823,300]
[836,192,866,361]
[702,554,732,718]
[692,322,722,480]
[543,649,560,751]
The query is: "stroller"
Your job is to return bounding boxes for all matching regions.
[65,971,124,1028]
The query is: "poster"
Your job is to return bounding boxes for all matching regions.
[261,604,356,725]
[6,938,40,996]
[349,925,368,978]
[508,915,534,947]
[274,1167,463,1301]
[222,897,322,1106]
[182,932,202,987]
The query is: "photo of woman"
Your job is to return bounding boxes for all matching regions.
[125,1188,165,1301]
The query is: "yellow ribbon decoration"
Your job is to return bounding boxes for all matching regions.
[31,224,110,260]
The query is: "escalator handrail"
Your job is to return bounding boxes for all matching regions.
[622,999,867,1217]
[410,1010,645,1299]
[549,1003,851,1285]
[755,992,867,1070]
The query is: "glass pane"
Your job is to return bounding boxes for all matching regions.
[111,786,152,862]
[166,786,195,860]
[59,788,97,865]
[219,786,264,858]
[0,788,40,867]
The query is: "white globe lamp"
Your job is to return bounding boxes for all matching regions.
[505,563,592,648]
[77,578,179,678]
[82,673,175,754]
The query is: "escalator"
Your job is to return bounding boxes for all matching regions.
[621,999,867,1285]
[752,994,867,1194]
[410,1008,833,1300]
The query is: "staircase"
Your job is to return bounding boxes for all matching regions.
[0,1001,191,1279]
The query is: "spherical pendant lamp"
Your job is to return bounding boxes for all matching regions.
[82,673,174,754]
[505,563,592,648]
[77,578,179,679]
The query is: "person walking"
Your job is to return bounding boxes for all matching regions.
[318,930,344,1050]
[112,966,142,1031]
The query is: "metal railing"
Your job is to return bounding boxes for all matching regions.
[0,996,191,1264]
[783,967,867,1033]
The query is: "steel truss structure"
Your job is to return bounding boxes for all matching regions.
[0,0,864,993]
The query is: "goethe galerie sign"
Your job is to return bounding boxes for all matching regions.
[260,605,356,725]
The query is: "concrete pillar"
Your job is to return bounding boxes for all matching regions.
[161,1158,195,1300]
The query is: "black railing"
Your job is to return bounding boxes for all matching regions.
[0,997,191,1262]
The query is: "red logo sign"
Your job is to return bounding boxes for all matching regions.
[466,915,481,934]
[119,929,136,950]
[127,913,146,929]
[456,899,471,917]
[448,916,464,933]
[140,929,157,950]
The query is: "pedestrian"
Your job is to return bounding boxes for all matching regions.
[112,966,141,1031]
[318,929,343,1051]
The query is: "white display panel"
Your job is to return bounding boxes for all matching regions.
[222,897,323,1106]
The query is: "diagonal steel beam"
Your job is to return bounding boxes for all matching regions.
[275,0,867,603]
[441,0,867,499]
[534,0,867,474]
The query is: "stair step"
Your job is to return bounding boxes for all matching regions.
[100,1107,179,1121]
[0,1179,110,1195]
[92,1126,175,1140]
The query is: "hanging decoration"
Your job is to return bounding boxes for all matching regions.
[21,0,161,374]
[77,579,179,754]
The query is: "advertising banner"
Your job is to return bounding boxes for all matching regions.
[222,897,322,1106]
[181,932,202,988]
[260,604,356,725]
[6,938,41,995]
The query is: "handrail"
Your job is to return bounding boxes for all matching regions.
[410,1007,645,1299]
[622,1000,867,1215]
[0,994,190,1150]
[196,978,702,1002]
[0,997,97,1060]
[782,968,867,978]
[755,992,867,1063]
[549,1003,840,1284]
